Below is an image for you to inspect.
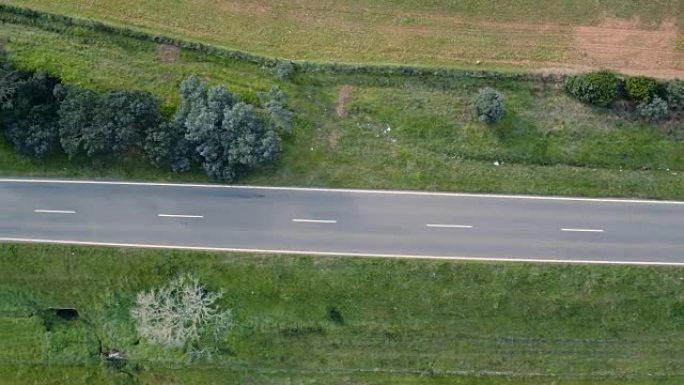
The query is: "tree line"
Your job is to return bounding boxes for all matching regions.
[0,54,291,181]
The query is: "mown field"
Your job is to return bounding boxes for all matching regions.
[1,243,684,384]
[4,0,684,76]
[1,19,684,199]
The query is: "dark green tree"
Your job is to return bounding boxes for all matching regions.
[144,120,192,172]
[2,71,62,159]
[57,87,101,158]
[59,88,161,158]
[193,102,280,181]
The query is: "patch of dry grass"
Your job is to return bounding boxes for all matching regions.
[5,0,684,76]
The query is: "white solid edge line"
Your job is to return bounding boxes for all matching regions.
[1,178,683,205]
[33,209,76,214]
[426,224,473,229]
[562,228,604,233]
[0,237,682,266]
[158,214,204,218]
[292,218,337,224]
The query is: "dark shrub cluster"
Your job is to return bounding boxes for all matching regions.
[0,56,285,182]
[473,87,506,124]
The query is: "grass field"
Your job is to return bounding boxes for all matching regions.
[2,243,684,384]
[4,0,684,77]
[1,20,684,199]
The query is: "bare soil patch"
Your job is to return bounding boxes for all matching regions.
[336,85,354,118]
[157,44,180,63]
[573,18,684,77]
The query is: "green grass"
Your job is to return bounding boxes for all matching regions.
[3,0,684,71]
[1,20,684,199]
[2,243,684,384]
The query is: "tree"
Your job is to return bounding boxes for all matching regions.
[144,120,192,172]
[57,87,101,158]
[59,88,161,158]
[259,86,294,132]
[474,87,506,124]
[2,71,62,159]
[194,102,280,181]
[131,274,232,349]
[98,90,161,153]
[0,52,19,109]
[175,76,280,181]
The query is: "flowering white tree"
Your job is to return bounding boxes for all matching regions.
[131,274,232,349]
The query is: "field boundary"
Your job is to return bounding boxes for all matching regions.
[0,4,563,83]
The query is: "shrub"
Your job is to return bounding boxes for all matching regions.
[2,70,62,159]
[274,60,295,81]
[473,87,505,124]
[565,70,620,107]
[626,76,659,102]
[259,86,294,133]
[131,274,232,349]
[636,96,669,121]
[666,79,684,110]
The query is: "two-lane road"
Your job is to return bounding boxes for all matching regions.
[1,179,683,265]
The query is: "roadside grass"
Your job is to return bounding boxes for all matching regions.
[3,21,684,198]
[4,0,684,71]
[2,243,684,384]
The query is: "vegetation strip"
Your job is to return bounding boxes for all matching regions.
[0,3,557,82]
[2,244,684,384]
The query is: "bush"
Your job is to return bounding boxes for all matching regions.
[636,96,669,121]
[666,79,684,110]
[259,86,294,132]
[131,274,232,349]
[274,61,295,81]
[2,70,62,159]
[473,87,505,124]
[626,76,659,102]
[565,70,620,107]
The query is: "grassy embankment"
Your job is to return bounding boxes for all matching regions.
[1,18,683,199]
[4,0,684,71]
[2,244,684,384]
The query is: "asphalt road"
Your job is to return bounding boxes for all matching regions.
[1,179,683,265]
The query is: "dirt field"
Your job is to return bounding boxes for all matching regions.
[5,0,684,77]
